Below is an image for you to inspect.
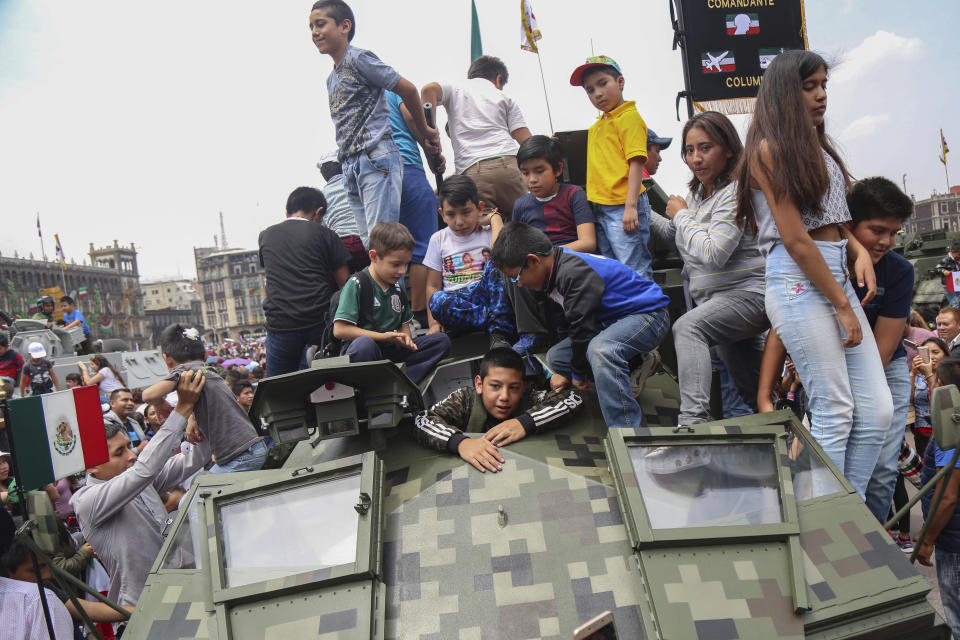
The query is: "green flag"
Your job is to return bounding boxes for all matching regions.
[471,0,483,61]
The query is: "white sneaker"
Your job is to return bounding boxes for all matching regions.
[630,350,661,398]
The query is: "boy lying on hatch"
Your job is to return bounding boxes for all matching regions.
[413,348,583,472]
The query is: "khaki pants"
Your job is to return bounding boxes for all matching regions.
[462,156,526,219]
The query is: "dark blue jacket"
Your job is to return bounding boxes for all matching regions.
[546,248,669,378]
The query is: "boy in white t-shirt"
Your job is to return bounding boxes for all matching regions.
[420,56,531,217]
[424,176,515,348]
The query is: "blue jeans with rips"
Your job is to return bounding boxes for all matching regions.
[765,240,893,499]
[546,307,669,429]
[864,357,911,523]
[429,263,516,338]
[266,325,326,377]
[592,192,654,280]
[342,140,404,247]
[210,439,268,474]
[937,548,960,638]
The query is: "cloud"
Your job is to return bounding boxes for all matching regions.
[830,30,922,84]
[840,114,890,141]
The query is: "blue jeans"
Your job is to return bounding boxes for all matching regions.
[592,193,653,280]
[398,165,438,265]
[546,307,669,429]
[210,439,268,474]
[266,325,326,377]
[344,333,451,384]
[342,140,404,247]
[937,548,960,638]
[765,240,893,498]
[864,357,910,523]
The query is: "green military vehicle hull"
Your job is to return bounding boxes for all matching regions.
[122,345,949,639]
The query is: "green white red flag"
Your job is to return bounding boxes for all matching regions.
[7,386,108,490]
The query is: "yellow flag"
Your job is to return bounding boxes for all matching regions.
[941,129,950,165]
[521,0,542,53]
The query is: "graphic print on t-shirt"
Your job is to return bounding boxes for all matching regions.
[443,248,488,287]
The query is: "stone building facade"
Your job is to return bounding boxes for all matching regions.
[194,246,265,342]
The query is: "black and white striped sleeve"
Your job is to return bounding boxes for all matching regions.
[521,389,585,436]
[413,387,472,454]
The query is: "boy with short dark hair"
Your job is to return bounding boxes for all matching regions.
[64,372,82,388]
[414,348,583,472]
[333,222,451,383]
[845,177,917,526]
[492,222,670,429]
[570,56,653,278]
[59,296,92,354]
[917,356,960,638]
[510,135,597,352]
[259,185,350,376]
[423,175,514,346]
[309,0,439,245]
[142,324,266,473]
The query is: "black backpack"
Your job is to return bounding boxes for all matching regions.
[317,270,409,359]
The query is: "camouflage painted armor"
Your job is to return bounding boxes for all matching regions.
[414,386,584,453]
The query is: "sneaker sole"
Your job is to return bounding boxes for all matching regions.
[630,350,661,398]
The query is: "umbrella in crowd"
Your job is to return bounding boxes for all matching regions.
[221,358,252,368]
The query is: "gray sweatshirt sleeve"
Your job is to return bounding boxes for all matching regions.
[649,211,677,244]
[74,412,191,529]
[672,184,744,270]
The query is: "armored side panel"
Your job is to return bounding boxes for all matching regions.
[120,350,170,388]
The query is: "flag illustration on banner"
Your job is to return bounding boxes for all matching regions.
[759,48,788,69]
[726,13,759,35]
[947,271,960,293]
[7,386,108,491]
[701,51,736,73]
[521,0,542,53]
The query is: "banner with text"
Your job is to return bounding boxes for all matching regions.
[677,0,807,104]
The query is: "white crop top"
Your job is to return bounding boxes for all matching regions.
[751,149,850,255]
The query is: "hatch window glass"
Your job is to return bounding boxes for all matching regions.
[784,427,846,501]
[219,473,361,587]
[628,443,783,529]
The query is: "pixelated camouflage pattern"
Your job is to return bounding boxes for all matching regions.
[123,355,948,639]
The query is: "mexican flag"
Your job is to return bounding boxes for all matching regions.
[759,48,788,70]
[701,51,736,73]
[100,315,113,332]
[78,286,88,299]
[7,386,108,491]
[726,13,759,35]
[946,271,960,292]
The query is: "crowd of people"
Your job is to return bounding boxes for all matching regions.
[2,0,959,636]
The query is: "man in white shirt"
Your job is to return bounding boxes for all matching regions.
[421,56,531,217]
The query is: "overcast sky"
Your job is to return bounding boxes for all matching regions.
[1,0,956,280]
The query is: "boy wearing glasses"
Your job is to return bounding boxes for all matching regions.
[492,222,669,429]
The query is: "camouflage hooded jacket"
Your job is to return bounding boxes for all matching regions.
[414,386,584,454]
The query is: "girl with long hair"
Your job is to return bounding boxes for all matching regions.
[650,111,767,425]
[735,50,893,497]
[78,355,126,403]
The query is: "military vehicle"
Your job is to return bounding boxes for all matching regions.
[2,317,169,394]
[897,228,960,318]
[114,345,951,639]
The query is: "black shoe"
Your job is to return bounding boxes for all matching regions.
[489,332,513,351]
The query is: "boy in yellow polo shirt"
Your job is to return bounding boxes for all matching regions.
[570,56,652,278]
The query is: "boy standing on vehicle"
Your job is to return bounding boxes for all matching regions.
[421,56,531,217]
[570,55,652,278]
[310,0,439,245]
[492,223,669,430]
